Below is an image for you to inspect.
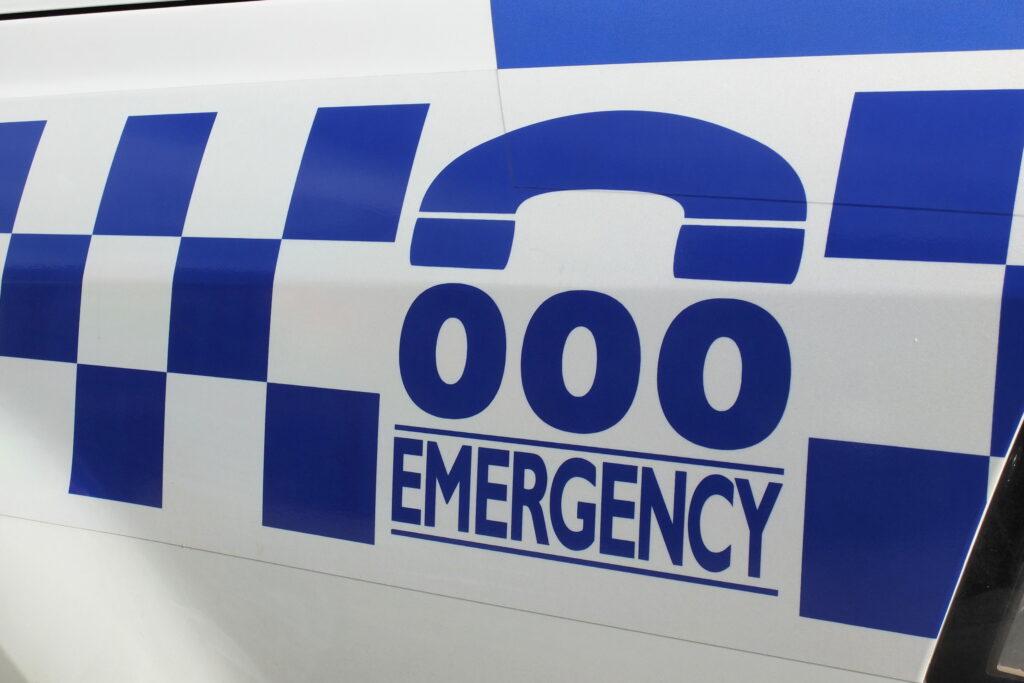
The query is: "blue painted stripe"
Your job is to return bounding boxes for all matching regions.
[264,384,379,544]
[393,424,785,475]
[168,237,280,382]
[801,438,987,637]
[284,104,428,242]
[0,121,45,234]
[95,113,216,237]
[991,267,1024,458]
[825,90,1024,265]
[70,365,166,508]
[490,0,1024,69]
[392,528,778,596]
[0,234,90,363]
[674,225,803,284]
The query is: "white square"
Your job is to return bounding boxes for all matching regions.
[78,235,179,372]
[163,373,266,557]
[793,257,1003,456]
[182,102,313,240]
[0,357,76,520]
[268,239,417,392]
[12,110,124,235]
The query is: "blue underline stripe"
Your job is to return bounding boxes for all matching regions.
[393,424,785,475]
[392,528,778,596]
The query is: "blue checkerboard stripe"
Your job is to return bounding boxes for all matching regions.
[168,237,280,382]
[0,104,426,543]
[825,90,1024,265]
[284,104,428,242]
[0,233,90,363]
[94,113,216,237]
[263,383,379,544]
[70,364,166,507]
[0,121,45,234]
[801,439,988,638]
[802,89,1024,637]
[992,267,1024,459]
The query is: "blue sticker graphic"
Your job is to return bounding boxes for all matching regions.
[69,364,166,508]
[674,225,804,284]
[992,266,1024,458]
[0,120,45,234]
[0,234,90,363]
[284,104,429,241]
[392,424,786,588]
[801,439,987,638]
[490,0,1024,69]
[416,110,806,273]
[168,237,280,382]
[94,113,216,237]
[422,110,805,220]
[658,299,791,450]
[410,217,514,269]
[688,474,734,573]
[400,283,506,419]
[263,383,379,544]
[826,90,1024,264]
[521,291,641,434]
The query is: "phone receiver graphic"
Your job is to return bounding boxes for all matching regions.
[411,110,806,283]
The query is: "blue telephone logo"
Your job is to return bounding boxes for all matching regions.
[401,110,806,447]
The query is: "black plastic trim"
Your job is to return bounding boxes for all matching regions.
[927,419,1024,681]
[0,0,258,21]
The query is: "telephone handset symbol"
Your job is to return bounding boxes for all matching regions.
[410,110,806,283]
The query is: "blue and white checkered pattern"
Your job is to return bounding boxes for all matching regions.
[800,88,1024,637]
[0,104,429,544]
[0,82,1023,645]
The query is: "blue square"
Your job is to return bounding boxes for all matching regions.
[263,383,379,544]
[801,439,987,637]
[284,104,428,241]
[991,266,1024,457]
[168,237,279,381]
[826,90,1024,264]
[0,234,90,362]
[94,113,216,237]
[0,120,45,234]
[70,365,166,507]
